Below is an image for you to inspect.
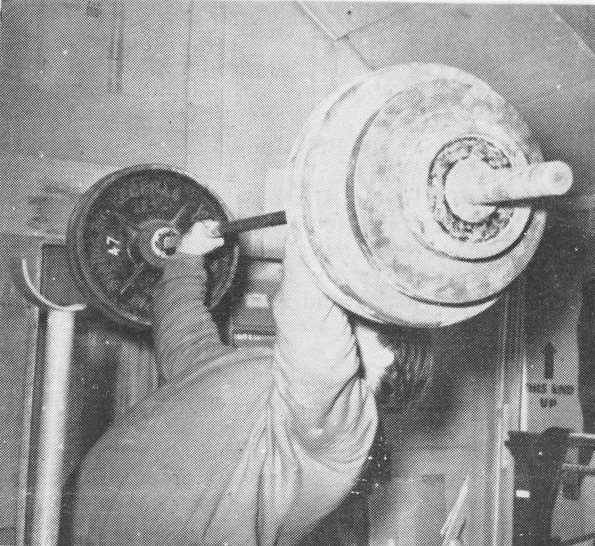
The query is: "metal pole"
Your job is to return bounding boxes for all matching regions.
[562,463,595,476]
[11,258,86,546]
[31,310,77,546]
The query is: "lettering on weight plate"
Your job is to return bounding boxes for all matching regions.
[106,236,123,256]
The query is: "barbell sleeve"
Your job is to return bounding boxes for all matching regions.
[454,160,573,205]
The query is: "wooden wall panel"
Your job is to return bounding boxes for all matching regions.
[70,94,187,167]
[0,0,115,93]
[215,3,337,219]
[121,0,190,102]
[5,86,187,168]
[346,4,595,104]
[0,0,48,85]
[0,303,30,528]
[1,0,189,169]
[185,2,227,192]
[34,1,113,93]
[333,38,371,86]
[0,155,114,236]
[521,79,595,141]
[554,5,595,56]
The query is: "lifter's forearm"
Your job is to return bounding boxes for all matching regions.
[152,253,233,382]
[273,238,361,424]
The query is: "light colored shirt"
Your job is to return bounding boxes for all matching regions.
[73,241,377,546]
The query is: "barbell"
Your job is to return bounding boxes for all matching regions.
[65,63,572,330]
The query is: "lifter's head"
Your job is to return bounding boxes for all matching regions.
[354,320,433,413]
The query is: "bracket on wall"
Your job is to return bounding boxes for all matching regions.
[506,427,595,546]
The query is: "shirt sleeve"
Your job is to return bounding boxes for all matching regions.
[272,236,377,456]
[257,238,377,542]
[70,242,381,546]
[151,252,234,382]
[149,243,378,545]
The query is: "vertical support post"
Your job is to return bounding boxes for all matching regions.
[31,310,77,546]
[11,257,86,546]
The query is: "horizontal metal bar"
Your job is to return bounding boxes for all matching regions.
[566,432,595,448]
[216,211,287,236]
[559,530,595,546]
[162,211,287,250]
[562,463,595,476]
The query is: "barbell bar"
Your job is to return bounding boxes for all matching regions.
[448,160,572,209]
[161,210,287,250]
[162,160,570,249]
[63,63,573,330]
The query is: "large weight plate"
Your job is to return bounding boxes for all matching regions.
[288,63,545,327]
[66,164,239,330]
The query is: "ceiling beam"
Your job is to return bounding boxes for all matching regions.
[553,5,595,59]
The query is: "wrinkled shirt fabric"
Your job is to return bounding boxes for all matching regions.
[72,242,377,546]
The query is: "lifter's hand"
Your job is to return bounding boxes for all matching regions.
[176,220,224,256]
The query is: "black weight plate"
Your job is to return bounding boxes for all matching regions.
[66,164,239,330]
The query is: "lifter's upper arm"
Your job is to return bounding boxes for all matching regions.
[271,238,374,446]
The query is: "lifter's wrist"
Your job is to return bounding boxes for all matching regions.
[161,252,205,283]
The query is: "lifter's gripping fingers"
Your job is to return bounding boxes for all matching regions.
[176,220,224,256]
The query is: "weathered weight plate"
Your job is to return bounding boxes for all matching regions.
[356,81,536,262]
[353,75,545,303]
[66,164,239,330]
[287,63,546,327]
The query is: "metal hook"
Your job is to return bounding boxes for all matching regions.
[12,257,86,312]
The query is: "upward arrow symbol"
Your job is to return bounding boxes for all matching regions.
[543,342,556,380]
